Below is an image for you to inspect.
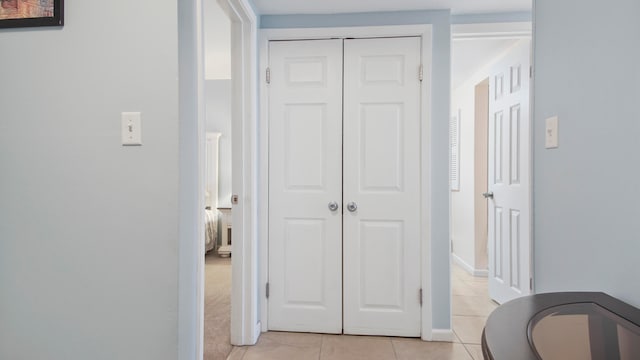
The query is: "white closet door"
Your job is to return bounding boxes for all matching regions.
[342,37,422,336]
[267,39,343,333]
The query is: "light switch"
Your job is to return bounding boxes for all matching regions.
[122,112,142,146]
[545,116,558,149]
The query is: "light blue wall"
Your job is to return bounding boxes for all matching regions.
[533,0,640,306]
[260,10,452,330]
[0,1,180,359]
[451,11,531,24]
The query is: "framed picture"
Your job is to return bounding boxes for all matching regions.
[0,0,63,29]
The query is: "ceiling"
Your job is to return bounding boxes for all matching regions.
[452,39,518,90]
[206,0,531,86]
[253,0,531,15]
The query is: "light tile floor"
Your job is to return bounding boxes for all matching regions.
[227,264,497,360]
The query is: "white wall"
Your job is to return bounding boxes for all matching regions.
[204,0,231,79]
[0,1,180,359]
[451,77,478,270]
[205,80,233,207]
[533,0,640,306]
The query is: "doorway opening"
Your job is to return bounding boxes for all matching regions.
[449,21,532,345]
[202,0,233,358]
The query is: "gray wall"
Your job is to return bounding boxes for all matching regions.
[260,10,452,330]
[533,0,640,306]
[0,1,180,359]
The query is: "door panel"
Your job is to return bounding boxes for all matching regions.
[488,39,531,304]
[268,39,343,333]
[343,37,422,336]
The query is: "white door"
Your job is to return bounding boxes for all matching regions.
[268,39,344,333]
[487,39,531,304]
[343,37,422,336]
[268,37,422,336]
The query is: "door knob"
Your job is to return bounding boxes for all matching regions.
[482,191,494,199]
[328,201,339,212]
[347,202,358,212]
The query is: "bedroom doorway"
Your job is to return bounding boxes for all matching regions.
[202,0,234,358]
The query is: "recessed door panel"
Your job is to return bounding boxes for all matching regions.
[359,221,404,310]
[284,104,327,190]
[360,103,404,192]
[361,55,405,85]
[283,218,326,307]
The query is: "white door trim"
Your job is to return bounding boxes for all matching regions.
[258,25,435,340]
[177,0,206,357]
[216,0,260,347]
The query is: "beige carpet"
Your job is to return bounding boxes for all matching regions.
[204,251,232,360]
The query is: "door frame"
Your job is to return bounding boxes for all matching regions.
[216,0,260,347]
[177,0,258,357]
[449,22,533,294]
[258,25,436,340]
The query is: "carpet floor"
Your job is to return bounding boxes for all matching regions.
[204,251,232,360]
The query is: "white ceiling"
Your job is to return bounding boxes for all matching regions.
[205,0,531,86]
[253,0,531,15]
[452,39,518,89]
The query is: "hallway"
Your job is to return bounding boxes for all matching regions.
[226,264,496,359]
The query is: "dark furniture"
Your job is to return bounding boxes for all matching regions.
[482,292,640,360]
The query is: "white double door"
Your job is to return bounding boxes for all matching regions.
[268,37,422,336]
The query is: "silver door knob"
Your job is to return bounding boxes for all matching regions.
[328,201,339,211]
[482,191,494,199]
[347,202,358,212]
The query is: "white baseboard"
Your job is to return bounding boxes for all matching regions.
[473,269,488,277]
[430,329,455,342]
[452,253,488,278]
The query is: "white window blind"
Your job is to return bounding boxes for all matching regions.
[450,111,460,191]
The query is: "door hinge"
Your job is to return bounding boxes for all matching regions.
[419,288,423,306]
[529,278,533,290]
[266,67,271,84]
[266,282,270,299]
[529,65,533,79]
[418,64,424,82]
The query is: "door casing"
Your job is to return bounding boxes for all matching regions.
[258,25,439,341]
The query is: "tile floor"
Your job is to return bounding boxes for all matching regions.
[226,264,497,360]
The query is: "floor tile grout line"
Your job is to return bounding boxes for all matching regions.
[461,343,476,360]
[390,338,399,360]
[318,334,324,360]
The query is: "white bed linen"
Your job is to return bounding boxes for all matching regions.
[205,209,218,253]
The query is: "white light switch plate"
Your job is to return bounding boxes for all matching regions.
[545,116,558,149]
[122,112,142,146]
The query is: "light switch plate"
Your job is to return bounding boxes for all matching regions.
[545,116,558,149]
[122,112,142,146]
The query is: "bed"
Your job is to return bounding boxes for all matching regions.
[204,132,222,254]
[205,208,218,253]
